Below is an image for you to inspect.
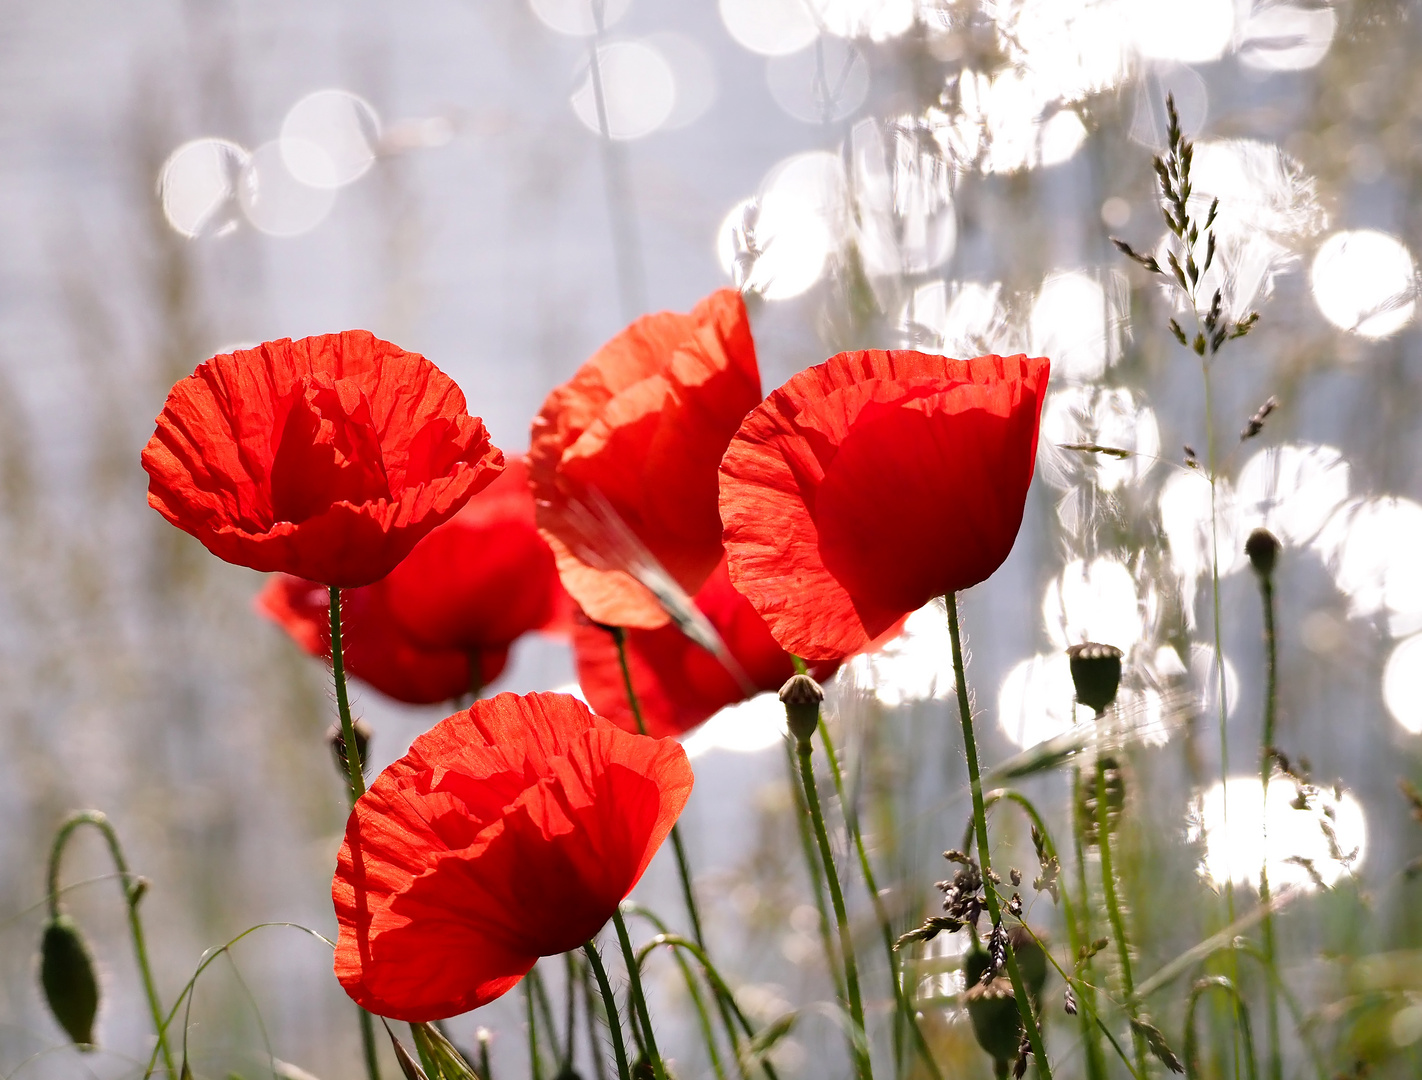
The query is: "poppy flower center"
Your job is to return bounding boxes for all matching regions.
[270,376,393,524]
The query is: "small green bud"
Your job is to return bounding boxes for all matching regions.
[1067,642,1123,714]
[1245,527,1279,578]
[778,673,823,743]
[39,914,99,1049]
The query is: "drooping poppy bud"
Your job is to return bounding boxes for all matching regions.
[779,673,824,743]
[1067,642,1123,714]
[39,913,100,1049]
[1245,527,1280,578]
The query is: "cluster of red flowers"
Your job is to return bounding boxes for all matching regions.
[141,292,1047,1022]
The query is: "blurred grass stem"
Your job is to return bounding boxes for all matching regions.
[47,811,177,1080]
[815,720,943,1080]
[1095,752,1148,1078]
[329,587,383,1080]
[1254,556,1282,1080]
[945,593,1052,1079]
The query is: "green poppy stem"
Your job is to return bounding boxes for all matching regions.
[794,733,873,1080]
[613,629,706,946]
[583,941,634,1080]
[328,586,382,1080]
[1254,556,1283,1080]
[945,593,1051,1079]
[46,812,177,1080]
[613,907,668,1080]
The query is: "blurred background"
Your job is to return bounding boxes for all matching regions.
[4,1,1422,1077]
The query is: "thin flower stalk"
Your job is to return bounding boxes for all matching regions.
[1095,756,1149,1080]
[793,732,873,1080]
[583,942,634,1080]
[328,587,384,1080]
[945,592,1051,1079]
[614,629,707,946]
[526,978,545,1080]
[1071,763,1110,1080]
[613,907,669,1080]
[1252,541,1283,1080]
[816,720,943,1080]
[783,740,848,1005]
[47,812,177,1080]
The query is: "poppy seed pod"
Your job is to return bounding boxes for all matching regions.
[779,673,824,743]
[39,914,99,1049]
[963,928,1047,1068]
[1067,642,1124,714]
[1245,527,1280,578]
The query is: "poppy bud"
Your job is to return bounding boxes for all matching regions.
[778,673,824,743]
[1067,643,1123,714]
[39,914,100,1049]
[963,929,1048,1070]
[1078,757,1126,844]
[1245,527,1279,578]
[632,1058,657,1080]
[329,719,373,780]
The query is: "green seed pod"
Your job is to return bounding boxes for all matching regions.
[778,673,823,743]
[963,928,1049,1069]
[39,913,99,1049]
[1245,527,1279,578]
[1067,643,1123,714]
[1078,756,1127,844]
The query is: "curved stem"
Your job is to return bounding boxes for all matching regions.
[615,630,706,947]
[1184,977,1258,1080]
[795,736,872,1080]
[1096,756,1148,1079]
[47,811,176,1080]
[583,942,633,1080]
[622,906,733,1080]
[634,933,780,1080]
[945,593,1052,1079]
[329,587,382,1080]
[816,723,942,1080]
[613,908,667,1080]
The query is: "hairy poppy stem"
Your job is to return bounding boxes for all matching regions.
[526,977,545,1080]
[613,907,669,1080]
[329,587,367,801]
[794,735,873,1080]
[46,811,176,1080]
[583,942,634,1080]
[945,593,1052,1080]
[329,586,382,1080]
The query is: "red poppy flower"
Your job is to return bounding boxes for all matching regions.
[257,575,505,705]
[573,558,838,737]
[529,289,762,630]
[256,459,568,704]
[143,331,504,587]
[332,691,694,1021]
[720,352,1049,660]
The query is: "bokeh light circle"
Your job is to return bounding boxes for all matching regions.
[1384,634,1422,735]
[280,90,381,189]
[571,41,677,141]
[159,138,250,238]
[1311,230,1417,339]
[719,0,819,57]
[530,0,631,37]
[238,141,336,238]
